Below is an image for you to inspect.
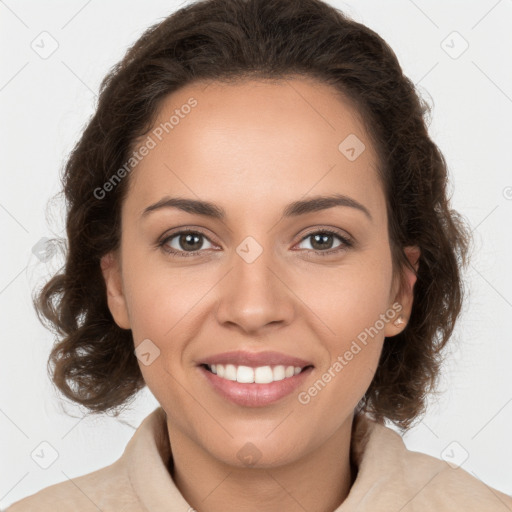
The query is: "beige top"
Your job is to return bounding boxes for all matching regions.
[6,406,512,511]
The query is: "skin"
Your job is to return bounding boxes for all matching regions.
[101,76,420,512]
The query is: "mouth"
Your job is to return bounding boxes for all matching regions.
[197,361,315,407]
[200,362,315,384]
[196,350,315,407]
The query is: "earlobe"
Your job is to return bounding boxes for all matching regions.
[384,245,420,337]
[100,251,131,330]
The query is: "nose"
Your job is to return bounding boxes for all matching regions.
[214,247,295,335]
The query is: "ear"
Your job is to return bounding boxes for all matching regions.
[100,251,131,330]
[384,245,420,337]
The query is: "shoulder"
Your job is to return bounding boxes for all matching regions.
[348,414,512,511]
[399,446,512,511]
[5,459,139,512]
[5,407,169,512]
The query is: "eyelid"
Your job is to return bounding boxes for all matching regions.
[158,225,219,245]
[298,225,353,242]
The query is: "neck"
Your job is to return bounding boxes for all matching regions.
[166,413,356,512]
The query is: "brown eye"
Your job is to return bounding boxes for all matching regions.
[296,230,353,256]
[160,230,215,256]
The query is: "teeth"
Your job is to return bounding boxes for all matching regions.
[207,364,305,383]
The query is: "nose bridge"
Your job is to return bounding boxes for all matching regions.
[215,236,294,333]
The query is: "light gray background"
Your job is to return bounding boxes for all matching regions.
[1,0,511,507]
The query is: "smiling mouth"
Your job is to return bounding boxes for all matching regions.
[201,363,314,384]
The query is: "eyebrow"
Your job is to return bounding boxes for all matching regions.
[141,193,373,222]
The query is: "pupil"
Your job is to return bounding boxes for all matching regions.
[181,233,202,251]
[312,233,333,250]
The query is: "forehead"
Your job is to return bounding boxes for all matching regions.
[125,76,385,223]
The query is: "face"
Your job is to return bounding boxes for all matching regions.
[101,77,419,468]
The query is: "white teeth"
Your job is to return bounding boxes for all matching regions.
[206,364,306,383]
[273,365,286,381]
[255,366,273,383]
[225,364,237,381]
[237,365,255,383]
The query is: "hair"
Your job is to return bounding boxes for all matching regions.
[34,0,472,431]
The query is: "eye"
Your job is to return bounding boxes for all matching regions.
[159,230,216,257]
[158,228,353,258]
[295,229,353,256]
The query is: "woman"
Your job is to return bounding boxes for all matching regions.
[7,0,512,510]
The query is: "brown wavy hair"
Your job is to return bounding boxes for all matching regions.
[34,0,472,431]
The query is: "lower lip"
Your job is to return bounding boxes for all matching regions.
[198,365,314,407]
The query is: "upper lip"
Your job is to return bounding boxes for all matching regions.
[199,350,314,369]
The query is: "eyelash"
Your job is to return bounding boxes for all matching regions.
[157,228,353,258]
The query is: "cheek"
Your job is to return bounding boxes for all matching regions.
[125,270,200,342]
[121,257,223,377]
[296,264,392,422]
[299,250,393,397]
[300,258,393,338]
